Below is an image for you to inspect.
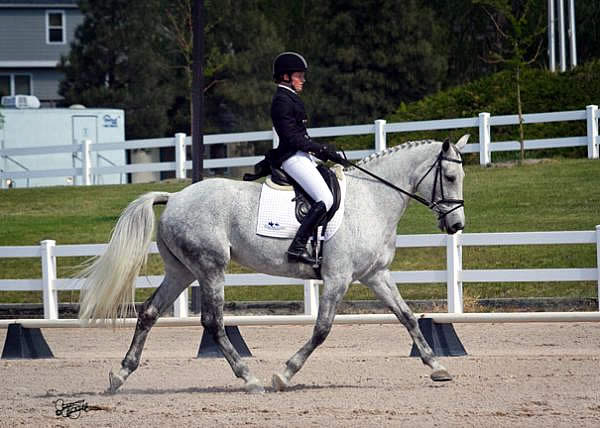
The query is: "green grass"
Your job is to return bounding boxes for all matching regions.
[1,158,599,304]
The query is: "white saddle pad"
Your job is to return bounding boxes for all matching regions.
[256,167,346,241]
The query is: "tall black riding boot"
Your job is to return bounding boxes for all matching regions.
[287,201,327,264]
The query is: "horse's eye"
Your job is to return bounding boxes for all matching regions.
[445,175,456,183]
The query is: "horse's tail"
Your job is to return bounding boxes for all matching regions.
[78,191,170,326]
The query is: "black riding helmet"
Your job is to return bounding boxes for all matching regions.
[273,52,308,82]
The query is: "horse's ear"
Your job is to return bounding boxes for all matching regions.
[455,134,470,151]
[442,138,450,152]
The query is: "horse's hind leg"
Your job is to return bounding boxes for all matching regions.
[272,276,350,391]
[362,269,452,382]
[107,258,194,393]
[198,279,264,393]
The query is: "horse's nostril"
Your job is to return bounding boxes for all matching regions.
[453,223,464,231]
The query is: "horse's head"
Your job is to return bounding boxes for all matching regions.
[415,135,469,235]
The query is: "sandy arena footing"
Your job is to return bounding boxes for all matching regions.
[1,322,599,427]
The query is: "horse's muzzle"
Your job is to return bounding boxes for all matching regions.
[447,222,464,235]
[439,217,465,235]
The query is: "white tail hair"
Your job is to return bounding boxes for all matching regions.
[78,192,170,326]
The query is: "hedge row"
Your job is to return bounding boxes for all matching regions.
[334,60,600,162]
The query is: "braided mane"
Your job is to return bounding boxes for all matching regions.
[352,140,437,168]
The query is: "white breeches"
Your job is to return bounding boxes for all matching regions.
[282,151,334,211]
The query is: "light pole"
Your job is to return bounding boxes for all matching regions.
[191,0,204,313]
[192,0,204,183]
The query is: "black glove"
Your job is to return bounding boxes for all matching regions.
[326,150,349,166]
[322,144,350,166]
[309,142,332,161]
[310,142,349,165]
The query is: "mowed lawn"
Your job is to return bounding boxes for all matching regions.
[0,158,599,304]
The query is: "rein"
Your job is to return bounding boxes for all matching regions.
[339,149,464,219]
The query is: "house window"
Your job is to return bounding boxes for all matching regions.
[0,74,33,96]
[46,10,66,44]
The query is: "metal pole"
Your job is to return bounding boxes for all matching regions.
[548,0,556,72]
[567,0,577,69]
[191,0,204,313]
[557,0,567,72]
[191,0,204,183]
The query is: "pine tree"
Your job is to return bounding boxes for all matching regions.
[271,0,449,126]
[59,0,173,139]
[162,0,284,134]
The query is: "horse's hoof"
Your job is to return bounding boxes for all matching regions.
[244,378,265,394]
[107,371,124,394]
[430,369,453,382]
[272,373,290,392]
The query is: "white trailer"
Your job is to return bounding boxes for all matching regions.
[0,106,125,188]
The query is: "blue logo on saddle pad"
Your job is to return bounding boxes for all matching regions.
[265,221,282,230]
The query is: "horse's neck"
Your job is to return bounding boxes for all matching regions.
[356,141,439,190]
[349,142,439,222]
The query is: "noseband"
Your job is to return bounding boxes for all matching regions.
[339,149,464,220]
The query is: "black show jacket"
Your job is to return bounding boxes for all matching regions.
[270,85,323,166]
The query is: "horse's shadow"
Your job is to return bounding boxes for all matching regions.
[35,383,375,398]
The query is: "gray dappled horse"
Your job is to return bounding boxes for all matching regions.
[78,135,469,394]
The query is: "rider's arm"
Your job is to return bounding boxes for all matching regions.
[271,97,326,154]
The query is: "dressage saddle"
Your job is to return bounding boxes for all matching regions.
[243,154,342,270]
[244,153,341,226]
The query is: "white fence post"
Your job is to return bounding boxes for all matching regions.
[173,289,189,318]
[174,133,187,179]
[478,112,491,165]
[586,105,599,159]
[375,119,387,152]
[82,139,92,186]
[41,240,58,320]
[446,232,463,313]
[596,225,600,311]
[304,280,319,316]
[272,127,279,149]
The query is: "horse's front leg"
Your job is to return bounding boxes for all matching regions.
[272,277,350,391]
[362,269,452,382]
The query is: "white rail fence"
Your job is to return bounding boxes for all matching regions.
[1,105,598,188]
[0,227,598,321]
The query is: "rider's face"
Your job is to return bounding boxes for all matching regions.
[290,72,305,92]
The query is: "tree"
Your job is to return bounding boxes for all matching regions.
[424,0,506,85]
[162,0,284,134]
[59,0,173,139]
[575,2,600,64]
[274,0,448,126]
[473,0,546,163]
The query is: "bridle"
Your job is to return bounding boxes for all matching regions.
[414,151,465,219]
[340,148,464,220]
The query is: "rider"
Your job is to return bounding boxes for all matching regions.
[270,51,339,265]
